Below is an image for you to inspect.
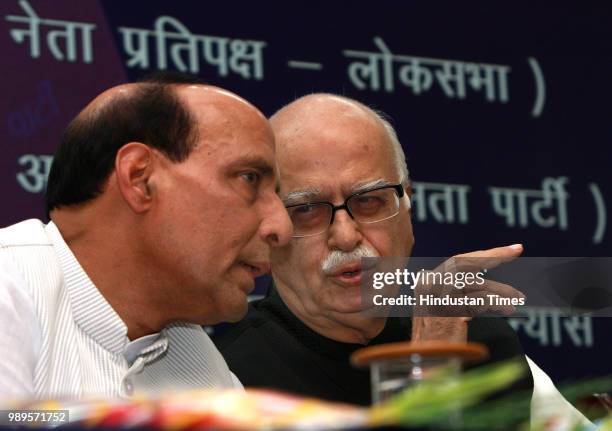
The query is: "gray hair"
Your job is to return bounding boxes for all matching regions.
[373,110,410,185]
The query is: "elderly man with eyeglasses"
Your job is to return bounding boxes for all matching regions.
[213,94,532,406]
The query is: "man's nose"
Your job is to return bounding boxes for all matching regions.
[327,209,362,251]
[259,193,293,248]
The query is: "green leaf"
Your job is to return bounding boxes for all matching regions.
[369,359,526,427]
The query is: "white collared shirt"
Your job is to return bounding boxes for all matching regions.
[0,219,241,400]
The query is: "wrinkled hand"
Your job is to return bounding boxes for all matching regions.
[411,244,525,343]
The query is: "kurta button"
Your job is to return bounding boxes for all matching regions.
[124,379,134,395]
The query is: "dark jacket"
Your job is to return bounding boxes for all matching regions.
[214,284,532,406]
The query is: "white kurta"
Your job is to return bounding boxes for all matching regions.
[0,219,241,399]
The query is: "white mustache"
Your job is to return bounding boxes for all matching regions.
[321,245,380,275]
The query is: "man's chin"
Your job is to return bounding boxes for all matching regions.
[204,286,250,325]
[225,306,249,323]
[328,294,371,315]
[223,294,251,322]
[324,282,374,313]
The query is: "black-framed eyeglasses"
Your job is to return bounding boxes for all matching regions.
[285,184,405,238]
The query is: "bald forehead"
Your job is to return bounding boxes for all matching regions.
[173,85,264,122]
[270,94,390,155]
[176,85,261,113]
[269,94,400,191]
[173,85,271,141]
[271,94,376,131]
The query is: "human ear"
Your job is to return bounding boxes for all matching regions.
[115,142,154,214]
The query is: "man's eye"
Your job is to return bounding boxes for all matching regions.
[294,204,317,214]
[351,195,386,214]
[288,204,328,226]
[355,195,385,206]
[240,172,261,185]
